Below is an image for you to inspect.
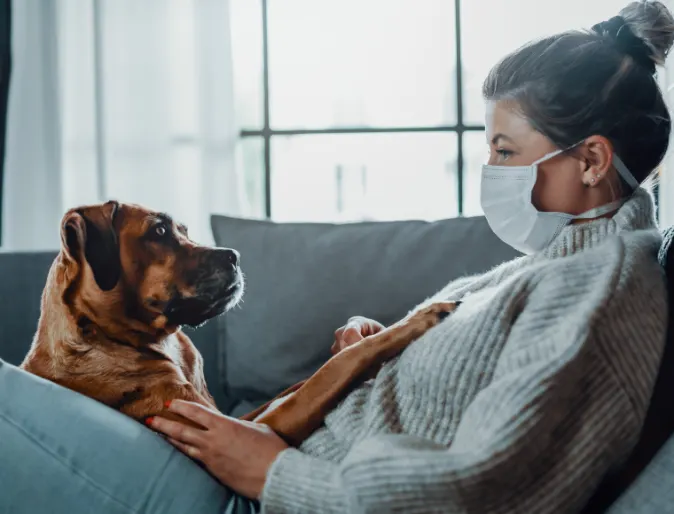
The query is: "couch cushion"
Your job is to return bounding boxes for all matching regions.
[211,215,520,413]
[605,435,674,513]
[0,251,57,366]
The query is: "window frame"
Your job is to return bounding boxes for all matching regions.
[239,0,484,219]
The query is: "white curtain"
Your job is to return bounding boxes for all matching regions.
[3,0,247,250]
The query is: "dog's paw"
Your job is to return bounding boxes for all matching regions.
[436,301,461,321]
[422,301,460,320]
[409,301,460,329]
[436,310,451,321]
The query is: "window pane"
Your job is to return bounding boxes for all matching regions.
[461,0,629,125]
[268,0,456,129]
[230,0,264,129]
[462,130,487,217]
[103,137,265,244]
[238,136,266,219]
[271,133,458,222]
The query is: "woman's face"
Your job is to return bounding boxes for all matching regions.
[485,100,616,216]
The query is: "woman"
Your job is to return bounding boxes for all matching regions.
[2,1,673,513]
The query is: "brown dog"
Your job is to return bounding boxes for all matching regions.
[20,199,458,445]
[20,200,244,428]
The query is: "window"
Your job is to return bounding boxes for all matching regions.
[231,0,631,222]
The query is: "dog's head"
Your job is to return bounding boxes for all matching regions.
[56,200,243,338]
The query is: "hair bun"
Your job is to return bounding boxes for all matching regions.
[592,14,657,73]
[619,1,674,71]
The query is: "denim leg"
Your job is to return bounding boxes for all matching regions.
[0,359,259,514]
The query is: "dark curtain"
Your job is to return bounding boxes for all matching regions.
[0,0,11,245]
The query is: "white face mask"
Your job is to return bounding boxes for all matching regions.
[480,146,639,255]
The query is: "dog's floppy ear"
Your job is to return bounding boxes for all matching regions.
[60,200,121,291]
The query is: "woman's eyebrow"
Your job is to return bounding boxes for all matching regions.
[491,133,516,146]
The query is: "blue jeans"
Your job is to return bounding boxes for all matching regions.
[0,359,259,514]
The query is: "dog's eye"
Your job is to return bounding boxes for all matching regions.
[145,223,171,243]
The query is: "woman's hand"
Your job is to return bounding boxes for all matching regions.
[147,400,289,500]
[331,316,385,355]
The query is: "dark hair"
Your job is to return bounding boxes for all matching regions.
[483,1,674,188]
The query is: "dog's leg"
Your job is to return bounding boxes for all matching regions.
[123,382,215,430]
[239,380,306,422]
[256,301,459,446]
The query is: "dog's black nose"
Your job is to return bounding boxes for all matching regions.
[221,248,240,268]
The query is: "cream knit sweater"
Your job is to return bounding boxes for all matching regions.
[260,188,668,514]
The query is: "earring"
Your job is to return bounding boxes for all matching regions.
[590,178,596,183]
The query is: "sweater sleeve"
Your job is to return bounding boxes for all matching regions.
[261,236,665,514]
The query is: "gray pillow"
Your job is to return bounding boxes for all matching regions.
[211,215,520,415]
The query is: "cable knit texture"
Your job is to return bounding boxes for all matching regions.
[261,188,668,514]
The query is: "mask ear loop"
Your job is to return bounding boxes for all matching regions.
[541,142,639,193]
[592,154,639,197]
[532,140,585,167]
[532,148,565,166]
[612,154,639,191]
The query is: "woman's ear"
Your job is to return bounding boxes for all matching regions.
[579,135,614,188]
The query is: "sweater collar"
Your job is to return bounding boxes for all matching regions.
[541,187,658,259]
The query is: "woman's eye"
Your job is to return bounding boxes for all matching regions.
[496,148,513,160]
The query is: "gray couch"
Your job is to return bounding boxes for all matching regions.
[1,214,673,512]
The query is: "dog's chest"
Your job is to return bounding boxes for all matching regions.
[162,337,183,365]
[151,336,189,381]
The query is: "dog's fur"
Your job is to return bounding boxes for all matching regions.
[21,201,243,428]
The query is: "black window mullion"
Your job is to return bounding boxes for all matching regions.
[454,0,464,216]
[241,125,484,137]
[262,0,272,218]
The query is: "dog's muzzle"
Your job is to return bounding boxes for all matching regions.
[164,248,243,327]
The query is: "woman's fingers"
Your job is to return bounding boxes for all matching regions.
[148,416,206,446]
[331,322,366,355]
[166,400,216,429]
[342,325,364,345]
[167,437,202,460]
[333,317,384,354]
